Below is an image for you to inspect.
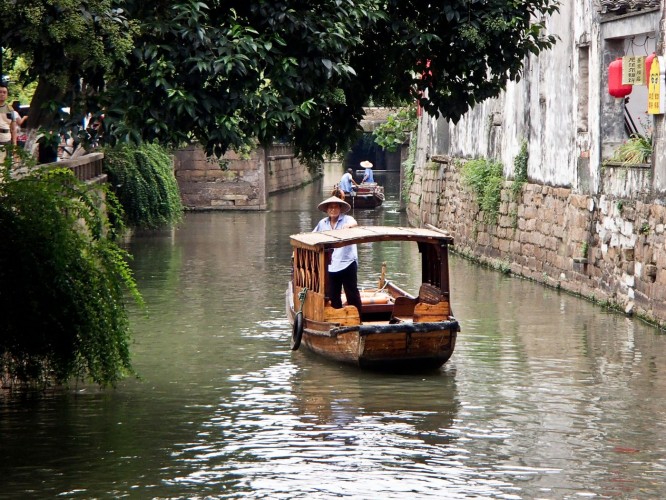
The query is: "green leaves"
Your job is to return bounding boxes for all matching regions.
[0,166,141,387]
[461,157,505,223]
[102,143,184,229]
[3,0,559,161]
[609,134,653,166]
[372,107,418,152]
[512,139,529,198]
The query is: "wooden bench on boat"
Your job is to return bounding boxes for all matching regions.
[326,281,451,326]
[390,284,450,324]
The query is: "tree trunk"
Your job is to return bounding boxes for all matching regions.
[26,77,66,132]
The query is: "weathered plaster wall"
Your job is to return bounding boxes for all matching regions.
[174,146,267,210]
[436,4,662,196]
[443,2,579,187]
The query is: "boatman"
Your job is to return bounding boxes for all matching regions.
[339,168,359,197]
[360,160,374,183]
[313,195,363,316]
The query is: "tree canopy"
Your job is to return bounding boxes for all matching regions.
[1,0,559,159]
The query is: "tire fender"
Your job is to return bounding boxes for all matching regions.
[291,311,304,351]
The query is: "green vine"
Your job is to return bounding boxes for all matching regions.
[402,139,417,203]
[511,139,528,199]
[0,158,142,387]
[461,157,504,223]
[103,143,183,229]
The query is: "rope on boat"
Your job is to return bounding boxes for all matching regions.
[376,279,390,294]
[297,287,308,312]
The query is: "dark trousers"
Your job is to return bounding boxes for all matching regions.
[329,261,362,316]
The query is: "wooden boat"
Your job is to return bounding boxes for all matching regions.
[348,182,384,209]
[286,225,460,371]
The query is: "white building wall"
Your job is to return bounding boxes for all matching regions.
[427,1,662,196]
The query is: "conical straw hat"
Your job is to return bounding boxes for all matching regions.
[317,195,351,213]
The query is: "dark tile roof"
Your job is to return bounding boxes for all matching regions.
[599,0,661,15]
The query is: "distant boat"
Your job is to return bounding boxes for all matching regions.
[348,182,385,209]
[286,225,460,371]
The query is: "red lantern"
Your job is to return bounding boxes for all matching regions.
[645,52,656,80]
[608,58,632,98]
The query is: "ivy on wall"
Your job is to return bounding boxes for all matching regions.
[512,139,528,198]
[402,139,417,203]
[460,157,504,223]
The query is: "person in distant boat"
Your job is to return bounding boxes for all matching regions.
[313,195,363,315]
[339,168,359,197]
[360,160,374,183]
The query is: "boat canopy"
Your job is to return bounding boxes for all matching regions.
[290,226,454,251]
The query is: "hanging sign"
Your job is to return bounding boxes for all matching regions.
[647,56,666,115]
[622,55,646,85]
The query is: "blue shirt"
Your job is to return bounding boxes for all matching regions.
[362,168,374,183]
[339,172,354,192]
[313,214,358,272]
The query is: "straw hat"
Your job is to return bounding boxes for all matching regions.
[360,160,373,169]
[318,195,351,214]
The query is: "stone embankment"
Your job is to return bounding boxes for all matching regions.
[408,157,666,327]
[174,144,319,210]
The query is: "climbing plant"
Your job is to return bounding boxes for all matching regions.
[460,157,504,223]
[512,139,529,198]
[0,157,142,387]
[103,143,183,229]
[402,138,417,203]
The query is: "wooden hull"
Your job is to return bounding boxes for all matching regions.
[347,193,383,209]
[303,323,457,371]
[286,288,458,371]
[348,184,384,209]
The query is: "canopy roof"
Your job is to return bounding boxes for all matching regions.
[290,226,454,250]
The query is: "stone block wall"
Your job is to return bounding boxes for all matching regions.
[408,158,666,327]
[265,144,319,194]
[174,144,317,210]
[174,145,266,210]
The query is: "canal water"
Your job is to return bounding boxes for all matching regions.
[2,167,666,499]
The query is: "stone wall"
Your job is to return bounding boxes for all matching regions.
[174,145,266,210]
[265,144,320,194]
[407,158,666,327]
[174,144,317,210]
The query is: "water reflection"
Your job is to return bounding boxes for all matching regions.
[166,357,465,499]
[2,167,666,498]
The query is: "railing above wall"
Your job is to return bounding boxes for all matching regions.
[11,151,106,184]
[54,152,106,183]
[21,152,107,185]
